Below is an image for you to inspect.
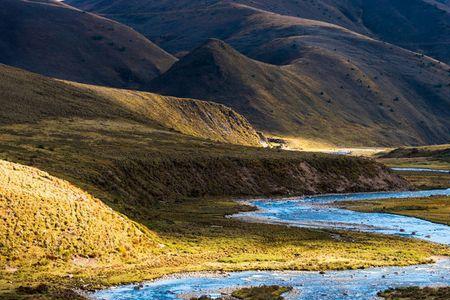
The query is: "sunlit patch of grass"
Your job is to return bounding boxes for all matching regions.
[337,196,450,225]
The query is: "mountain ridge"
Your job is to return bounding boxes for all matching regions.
[149,38,450,146]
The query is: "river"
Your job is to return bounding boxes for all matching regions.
[93,189,450,300]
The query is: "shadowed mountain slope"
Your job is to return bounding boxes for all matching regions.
[67,0,450,63]
[0,0,176,89]
[149,39,450,146]
[0,64,261,146]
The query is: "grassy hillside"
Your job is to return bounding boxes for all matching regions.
[0,0,176,89]
[68,82,261,146]
[149,38,450,146]
[0,159,158,266]
[356,0,450,64]
[0,64,260,146]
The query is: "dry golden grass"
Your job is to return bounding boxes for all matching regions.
[67,81,261,146]
[0,63,260,147]
[338,196,450,226]
[0,160,158,267]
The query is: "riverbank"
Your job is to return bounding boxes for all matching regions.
[92,257,450,300]
[2,195,448,299]
[88,187,450,299]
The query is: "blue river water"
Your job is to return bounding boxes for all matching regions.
[93,189,450,300]
[233,189,450,245]
[391,167,450,174]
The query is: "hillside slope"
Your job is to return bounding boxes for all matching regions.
[0,64,260,146]
[0,0,176,89]
[0,159,157,265]
[149,39,450,146]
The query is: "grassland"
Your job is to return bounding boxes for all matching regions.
[337,196,450,226]
[1,126,445,300]
[377,145,450,189]
[378,145,450,169]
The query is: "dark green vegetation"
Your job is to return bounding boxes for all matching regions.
[0,0,176,89]
[2,285,89,300]
[338,196,450,225]
[378,286,450,300]
[380,145,450,162]
[2,63,447,300]
[232,285,292,300]
[191,285,292,300]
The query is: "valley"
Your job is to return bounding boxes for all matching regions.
[0,1,449,300]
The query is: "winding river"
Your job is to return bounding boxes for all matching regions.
[93,189,450,300]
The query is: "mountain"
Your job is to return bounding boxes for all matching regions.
[0,63,260,146]
[149,39,450,146]
[65,0,450,146]
[67,0,450,64]
[0,0,176,89]
[353,0,450,65]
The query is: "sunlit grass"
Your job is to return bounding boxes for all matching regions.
[338,196,450,225]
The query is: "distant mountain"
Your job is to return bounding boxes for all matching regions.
[0,0,176,89]
[66,0,450,146]
[67,0,450,63]
[150,39,450,146]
